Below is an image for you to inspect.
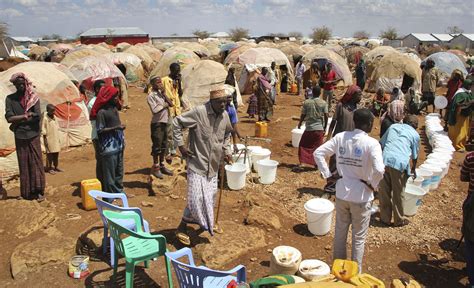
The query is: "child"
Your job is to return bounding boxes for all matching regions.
[0,176,6,200]
[304,80,314,99]
[247,93,258,118]
[41,104,62,174]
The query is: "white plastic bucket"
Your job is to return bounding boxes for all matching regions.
[407,176,424,188]
[232,153,251,174]
[251,148,271,171]
[292,128,304,148]
[304,198,334,236]
[402,184,427,216]
[297,259,331,281]
[256,159,278,184]
[416,168,433,192]
[419,164,443,190]
[424,158,448,177]
[225,163,247,190]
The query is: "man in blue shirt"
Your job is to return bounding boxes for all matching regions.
[379,115,420,227]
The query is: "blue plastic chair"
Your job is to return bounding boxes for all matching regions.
[88,190,150,267]
[165,248,246,288]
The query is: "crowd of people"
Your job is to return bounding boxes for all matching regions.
[2,55,474,286]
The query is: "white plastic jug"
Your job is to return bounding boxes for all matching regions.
[304,198,334,236]
[225,163,247,190]
[291,128,304,148]
[256,159,278,184]
[407,176,424,188]
[402,184,427,216]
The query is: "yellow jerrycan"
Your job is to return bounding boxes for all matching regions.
[80,179,101,210]
[255,121,268,138]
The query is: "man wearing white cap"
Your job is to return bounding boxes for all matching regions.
[173,84,233,245]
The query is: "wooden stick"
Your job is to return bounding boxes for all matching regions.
[214,164,225,226]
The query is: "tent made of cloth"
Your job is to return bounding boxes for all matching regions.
[344,46,370,66]
[223,44,255,66]
[363,46,397,64]
[323,44,346,58]
[27,46,50,61]
[368,52,422,93]
[123,45,157,72]
[278,44,306,67]
[422,52,468,82]
[174,42,211,58]
[134,44,163,64]
[60,48,104,67]
[0,62,91,161]
[300,44,317,53]
[153,42,174,52]
[302,48,353,86]
[102,52,145,83]
[149,46,200,79]
[68,55,126,83]
[181,60,242,108]
[257,41,277,48]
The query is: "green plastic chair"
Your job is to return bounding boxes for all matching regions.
[103,210,173,288]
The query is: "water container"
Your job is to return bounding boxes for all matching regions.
[424,158,448,177]
[255,121,268,138]
[291,128,304,148]
[350,274,385,287]
[419,164,443,190]
[232,152,251,174]
[407,176,424,188]
[402,184,427,216]
[290,83,298,94]
[304,198,334,236]
[332,259,358,282]
[298,259,331,281]
[225,163,247,190]
[256,159,278,184]
[81,179,101,210]
[270,246,302,275]
[251,148,271,171]
[416,169,433,192]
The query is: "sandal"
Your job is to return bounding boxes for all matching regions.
[213,225,224,234]
[176,232,191,246]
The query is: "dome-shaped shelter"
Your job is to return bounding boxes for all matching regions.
[345,46,370,66]
[149,46,200,79]
[61,49,104,67]
[102,52,145,82]
[181,60,238,108]
[368,52,422,93]
[0,62,91,153]
[422,52,468,82]
[123,45,156,72]
[302,48,353,86]
[174,42,211,58]
[278,44,305,67]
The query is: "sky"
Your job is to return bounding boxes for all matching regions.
[0,0,473,38]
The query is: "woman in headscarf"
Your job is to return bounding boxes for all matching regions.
[4,73,45,201]
[323,85,362,193]
[448,79,474,151]
[91,86,126,200]
[355,58,366,91]
[255,67,274,122]
[380,99,405,138]
[444,69,464,122]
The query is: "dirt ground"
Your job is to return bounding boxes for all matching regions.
[0,85,470,287]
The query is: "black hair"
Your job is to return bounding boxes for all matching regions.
[312,85,322,97]
[353,108,374,127]
[46,104,56,111]
[79,84,86,94]
[93,80,105,93]
[169,62,180,71]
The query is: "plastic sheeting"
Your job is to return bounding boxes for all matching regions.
[422,52,468,79]
[68,55,126,82]
[123,45,156,72]
[61,49,104,67]
[174,42,210,58]
[302,48,353,86]
[181,60,236,108]
[102,53,145,82]
[149,46,200,79]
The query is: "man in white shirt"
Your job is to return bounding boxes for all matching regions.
[295,59,306,96]
[266,62,277,104]
[314,108,385,272]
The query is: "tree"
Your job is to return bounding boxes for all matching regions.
[446,26,464,34]
[288,31,303,39]
[353,30,370,39]
[379,27,398,40]
[229,27,250,42]
[192,29,210,39]
[0,22,8,40]
[311,26,331,44]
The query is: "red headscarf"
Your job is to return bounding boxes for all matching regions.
[9,72,39,112]
[340,85,361,104]
[90,86,119,120]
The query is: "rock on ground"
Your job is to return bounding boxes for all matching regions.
[196,220,267,269]
[149,158,187,196]
[245,206,282,229]
[10,227,76,279]
[0,199,57,238]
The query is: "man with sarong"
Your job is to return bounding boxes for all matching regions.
[173,85,233,246]
[5,73,45,201]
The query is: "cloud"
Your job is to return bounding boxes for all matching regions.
[10,0,39,6]
[0,8,24,17]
